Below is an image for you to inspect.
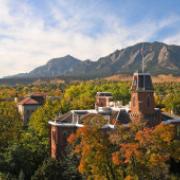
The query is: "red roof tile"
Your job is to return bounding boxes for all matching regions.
[18,97,40,105]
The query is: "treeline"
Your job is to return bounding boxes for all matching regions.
[0,80,180,116]
[0,83,64,98]
[0,73,106,86]
[60,81,180,115]
[154,82,180,115]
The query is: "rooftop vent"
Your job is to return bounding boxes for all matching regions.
[96,92,112,97]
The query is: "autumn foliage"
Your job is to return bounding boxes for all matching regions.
[68,120,179,180]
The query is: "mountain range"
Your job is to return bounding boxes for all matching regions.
[6,41,180,80]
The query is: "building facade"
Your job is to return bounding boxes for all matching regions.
[18,93,46,126]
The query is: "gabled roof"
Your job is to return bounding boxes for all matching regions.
[29,93,46,105]
[18,97,40,105]
[116,110,131,124]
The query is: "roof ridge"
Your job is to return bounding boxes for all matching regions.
[18,97,39,105]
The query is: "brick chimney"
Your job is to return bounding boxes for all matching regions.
[95,92,113,108]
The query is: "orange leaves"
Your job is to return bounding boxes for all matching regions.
[112,152,121,165]
[71,125,115,178]
[135,128,153,145]
[74,144,81,154]
[120,143,140,163]
[124,175,136,180]
[82,144,91,156]
[67,133,76,144]
[135,124,175,146]
[76,127,89,138]
[70,120,178,179]
[78,161,86,174]
[134,124,175,167]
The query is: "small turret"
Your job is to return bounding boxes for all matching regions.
[95,92,112,108]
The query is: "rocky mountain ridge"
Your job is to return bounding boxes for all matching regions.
[7,41,180,79]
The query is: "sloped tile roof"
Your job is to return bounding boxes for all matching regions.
[18,97,40,105]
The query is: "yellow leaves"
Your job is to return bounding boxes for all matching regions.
[153,124,175,143]
[125,175,136,180]
[112,152,121,165]
[78,161,86,174]
[135,124,175,146]
[82,144,92,157]
[134,124,176,167]
[72,124,114,178]
[74,144,81,154]
[72,119,178,179]
[149,153,168,166]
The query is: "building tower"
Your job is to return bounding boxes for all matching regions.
[130,72,161,125]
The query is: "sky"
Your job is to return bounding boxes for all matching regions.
[0,0,180,77]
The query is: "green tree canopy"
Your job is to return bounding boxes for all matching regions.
[0,102,22,151]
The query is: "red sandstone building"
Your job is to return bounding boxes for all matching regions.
[49,72,180,159]
[18,93,46,126]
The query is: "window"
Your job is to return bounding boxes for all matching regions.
[133,96,136,107]
[133,79,137,86]
[132,77,137,90]
[63,131,68,143]
[147,95,151,107]
[52,131,57,143]
[145,75,153,90]
[177,125,180,138]
[138,75,144,89]
[63,131,68,137]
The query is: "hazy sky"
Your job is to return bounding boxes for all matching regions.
[0,0,180,77]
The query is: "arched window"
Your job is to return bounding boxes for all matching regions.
[52,131,57,143]
[133,79,137,86]
[133,96,136,107]
[63,131,68,142]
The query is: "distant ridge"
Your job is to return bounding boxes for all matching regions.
[5,42,180,80]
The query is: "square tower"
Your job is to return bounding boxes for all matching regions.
[130,72,161,125]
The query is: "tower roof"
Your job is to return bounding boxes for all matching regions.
[131,72,153,91]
